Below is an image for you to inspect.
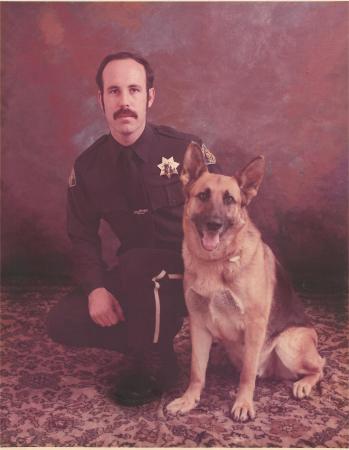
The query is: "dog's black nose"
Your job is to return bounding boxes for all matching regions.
[206,221,222,232]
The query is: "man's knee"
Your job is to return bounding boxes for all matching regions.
[47,289,128,352]
[46,290,88,347]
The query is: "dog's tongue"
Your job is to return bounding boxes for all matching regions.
[201,232,220,252]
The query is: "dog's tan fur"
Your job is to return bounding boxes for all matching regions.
[167,143,325,421]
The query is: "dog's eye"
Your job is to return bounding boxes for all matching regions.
[197,189,210,202]
[223,192,236,205]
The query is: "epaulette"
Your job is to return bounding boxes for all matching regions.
[75,134,109,164]
[83,134,109,154]
[154,125,196,142]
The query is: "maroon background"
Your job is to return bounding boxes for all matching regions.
[1,2,348,291]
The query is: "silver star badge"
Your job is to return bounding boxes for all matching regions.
[157,156,180,179]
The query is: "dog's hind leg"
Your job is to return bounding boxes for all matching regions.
[167,322,212,414]
[274,326,325,399]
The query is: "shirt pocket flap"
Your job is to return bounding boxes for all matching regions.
[147,180,184,211]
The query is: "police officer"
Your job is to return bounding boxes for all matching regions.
[47,52,218,405]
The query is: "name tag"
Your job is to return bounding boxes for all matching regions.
[133,209,149,215]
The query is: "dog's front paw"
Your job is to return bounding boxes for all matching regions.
[293,379,312,399]
[231,398,256,422]
[166,394,199,415]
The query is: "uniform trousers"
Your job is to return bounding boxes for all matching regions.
[47,248,186,354]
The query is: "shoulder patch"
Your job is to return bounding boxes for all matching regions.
[68,167,77,188]
[201,143,216,165]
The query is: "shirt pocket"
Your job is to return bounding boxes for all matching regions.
[147,180,185,211]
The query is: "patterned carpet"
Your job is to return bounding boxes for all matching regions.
[0,281,348,447]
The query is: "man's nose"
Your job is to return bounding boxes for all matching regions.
[119,90,131,107]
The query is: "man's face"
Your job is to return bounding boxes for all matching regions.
[99,58,155,145]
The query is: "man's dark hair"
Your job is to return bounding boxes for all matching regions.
[96,51,155,92]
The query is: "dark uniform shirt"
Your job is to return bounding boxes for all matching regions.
[67,123,218,294]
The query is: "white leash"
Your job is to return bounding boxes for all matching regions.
[151,270,183,343]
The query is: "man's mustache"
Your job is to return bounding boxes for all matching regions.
[113,108,138,120]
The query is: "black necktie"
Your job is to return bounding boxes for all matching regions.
[119,149,146,210]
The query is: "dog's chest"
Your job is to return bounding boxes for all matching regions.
[188,286,245,342]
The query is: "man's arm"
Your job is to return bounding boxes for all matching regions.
[67,164,104,294]
[67,164,125,327]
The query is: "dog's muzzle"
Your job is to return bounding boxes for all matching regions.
[206,221,223,232]
[192,215,229,252]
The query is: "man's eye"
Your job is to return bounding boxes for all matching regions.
[130,87,140,94]
[223,192,236,205]
[109,89,118,95]
[197,189,210,202]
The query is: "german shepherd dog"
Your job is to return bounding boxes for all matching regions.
[167,143,325,421]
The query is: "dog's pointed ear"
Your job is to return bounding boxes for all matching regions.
[181,142,208,190]
[237,155,265,206]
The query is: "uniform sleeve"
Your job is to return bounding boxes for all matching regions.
[67,164,106,295]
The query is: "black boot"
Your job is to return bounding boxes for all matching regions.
[110,344,179,406]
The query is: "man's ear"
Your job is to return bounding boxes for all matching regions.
[237,155,265,206]
[98,90,105,112]
[148,87,155,108]
[181,142,208,192]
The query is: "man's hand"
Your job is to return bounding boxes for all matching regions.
[88,287,125,327]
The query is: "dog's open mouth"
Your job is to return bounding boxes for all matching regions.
[201,230,221,252]
[198,221,224,252]
[193,217,230,252]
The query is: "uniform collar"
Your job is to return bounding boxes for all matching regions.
[108,124,154,163]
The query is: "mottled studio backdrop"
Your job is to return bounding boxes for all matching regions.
[1,2,348,292]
